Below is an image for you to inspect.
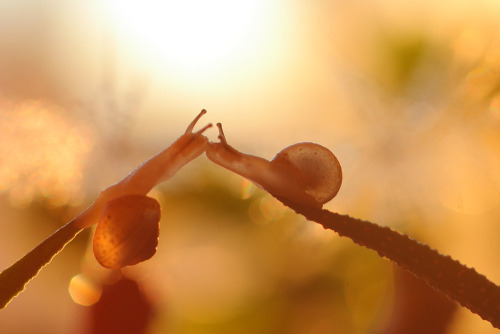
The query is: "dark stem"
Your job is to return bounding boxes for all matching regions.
[276,197,500,329]
[0,220,83,309]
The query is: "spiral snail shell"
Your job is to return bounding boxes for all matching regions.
[206,123,342,208]
[93,194,161,269]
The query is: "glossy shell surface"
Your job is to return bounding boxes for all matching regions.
[93,195,161,269]
[273,142,342,204]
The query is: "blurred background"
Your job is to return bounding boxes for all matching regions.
[1,0,500,333]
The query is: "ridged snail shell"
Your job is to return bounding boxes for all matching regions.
[272,142,342,205]
[93,194,161,269]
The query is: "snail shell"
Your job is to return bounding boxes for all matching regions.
[93,194,161,269]
[272,142,342,205]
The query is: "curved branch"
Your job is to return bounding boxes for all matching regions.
[0,219,82,308]
[276,197,500,329]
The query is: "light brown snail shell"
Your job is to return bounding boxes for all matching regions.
[93,194,161,269]
[272,142,342,205]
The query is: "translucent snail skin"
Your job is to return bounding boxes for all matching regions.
[206,123,342,208]
[76,109,212,229]
[90,110,211,269]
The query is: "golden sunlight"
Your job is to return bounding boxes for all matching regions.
[104,0,268,76]
[0,100,93,207]
[69,274,102,306]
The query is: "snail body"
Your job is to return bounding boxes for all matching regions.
[89,110,212,269]
[206,123,342,208]
[74,110,211,229]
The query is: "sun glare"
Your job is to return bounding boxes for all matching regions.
[105,0,267,75]
[0,100,93,207]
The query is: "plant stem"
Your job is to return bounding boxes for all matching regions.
[277,197,500,329]
[0,219,83,309]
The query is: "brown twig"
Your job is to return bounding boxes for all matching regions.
[276,196,500,329]
[0,219,83,308]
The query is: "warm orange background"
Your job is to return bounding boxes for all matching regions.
[1,1,499,333]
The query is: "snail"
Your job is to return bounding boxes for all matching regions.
[89,110,212,269]
[206,123,342,208]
